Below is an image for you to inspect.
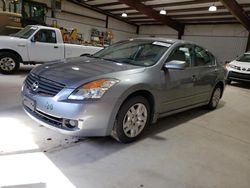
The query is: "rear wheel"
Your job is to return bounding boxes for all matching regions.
[112,96,150,143]
[207,85,222,110]
[0,52,20,74]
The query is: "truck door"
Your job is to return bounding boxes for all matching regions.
[28,29,64,62]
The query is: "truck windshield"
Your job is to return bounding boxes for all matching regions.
[13,26,38,39]
[93,40,171,67]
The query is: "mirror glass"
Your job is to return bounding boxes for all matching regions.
[164,60,187,70]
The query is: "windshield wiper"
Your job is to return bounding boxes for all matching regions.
[101,58,122,63]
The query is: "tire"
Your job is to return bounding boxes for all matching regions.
[111,96,151,143]
[226,79,231,85]
[0,52,20,74]
[207,85,222,110]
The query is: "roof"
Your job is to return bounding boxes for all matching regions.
[130,37,180,43]
[30,25,60,30]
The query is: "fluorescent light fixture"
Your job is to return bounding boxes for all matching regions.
[160,9,167,15]
[208,5,217,11]
[121,12,127,17]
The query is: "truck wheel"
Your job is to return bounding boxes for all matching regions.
[111,96,151,143]
[0,52,20,74]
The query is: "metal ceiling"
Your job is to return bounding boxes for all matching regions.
[71,0,250,31]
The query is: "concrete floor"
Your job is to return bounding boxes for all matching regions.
[0,66,250,188]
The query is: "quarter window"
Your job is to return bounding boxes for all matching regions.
[194,46,214,66]
[34,29,57,43]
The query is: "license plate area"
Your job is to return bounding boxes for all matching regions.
[23,96,36,111]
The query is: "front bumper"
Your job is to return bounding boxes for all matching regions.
[227,71,250,82]
[21,85,119,137]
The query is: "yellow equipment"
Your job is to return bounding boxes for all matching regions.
[0,11,22,35]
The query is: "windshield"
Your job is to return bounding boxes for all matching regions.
[236,54,250,63]
[13,26,38,39]
[93,40,171,66]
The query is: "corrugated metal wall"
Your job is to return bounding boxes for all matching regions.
[139,24,249,63]
[183,24,249,63]
[183,35,248,63]
[139,25,178,39]
[38,0,138,42]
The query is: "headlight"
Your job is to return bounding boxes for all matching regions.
[227,64,240,70]
[68,79,119,100]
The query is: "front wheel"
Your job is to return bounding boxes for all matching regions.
[111,96,151,143]
[0,52,20,74]
[226,79,231,85]
[207,86,222,110]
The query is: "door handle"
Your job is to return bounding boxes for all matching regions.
[54,46,59,48]
[192,75,197,81]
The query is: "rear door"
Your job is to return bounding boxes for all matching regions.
[191,46,218,103]
[28,29,64,62]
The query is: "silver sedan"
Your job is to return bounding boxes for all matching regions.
[21,38,226,143]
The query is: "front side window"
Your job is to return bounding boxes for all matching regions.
[34,29,56,43]
[93,40,171,67]
[194,46,215,66]
[236,54,250,63]
[167,45,193,67]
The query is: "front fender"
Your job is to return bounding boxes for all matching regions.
[105,83,160,135]
[0,40,29,61]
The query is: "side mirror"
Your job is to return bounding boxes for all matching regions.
[163,60,187,70]
[31,37,36,43]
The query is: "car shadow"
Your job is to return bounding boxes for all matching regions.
[229,82,250,89]
[44,101,226,159]
[0,66,34,77]
[143,105,221,141]
[18,66,35,77]
[39,101,225,188]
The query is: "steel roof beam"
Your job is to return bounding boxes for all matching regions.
[220,0,250,31]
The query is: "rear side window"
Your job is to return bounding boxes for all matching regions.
[34,29,57,43]
[194,46,215,66]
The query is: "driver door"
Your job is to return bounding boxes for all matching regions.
[159,44,199,113]
[28,29,64,62]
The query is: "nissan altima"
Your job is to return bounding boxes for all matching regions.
[22,38,226,143]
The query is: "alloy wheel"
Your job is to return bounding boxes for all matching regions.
[212,87,221,108]
[0,57,16,71]
[122,103,148,138]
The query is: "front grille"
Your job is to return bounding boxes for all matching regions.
[24,106,78,131]
[229,71,250,81]
[35,109,63,128]
[25,73,65,97]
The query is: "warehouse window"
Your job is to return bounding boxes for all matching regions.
[34,29,57,43]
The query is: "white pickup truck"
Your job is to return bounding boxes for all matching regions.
[0,25,103,74]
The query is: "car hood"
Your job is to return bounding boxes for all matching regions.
[0,36,25,43]
[229,60,250,69]
[31,57,145,88]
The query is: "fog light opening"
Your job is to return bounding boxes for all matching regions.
[64,119,78,129]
